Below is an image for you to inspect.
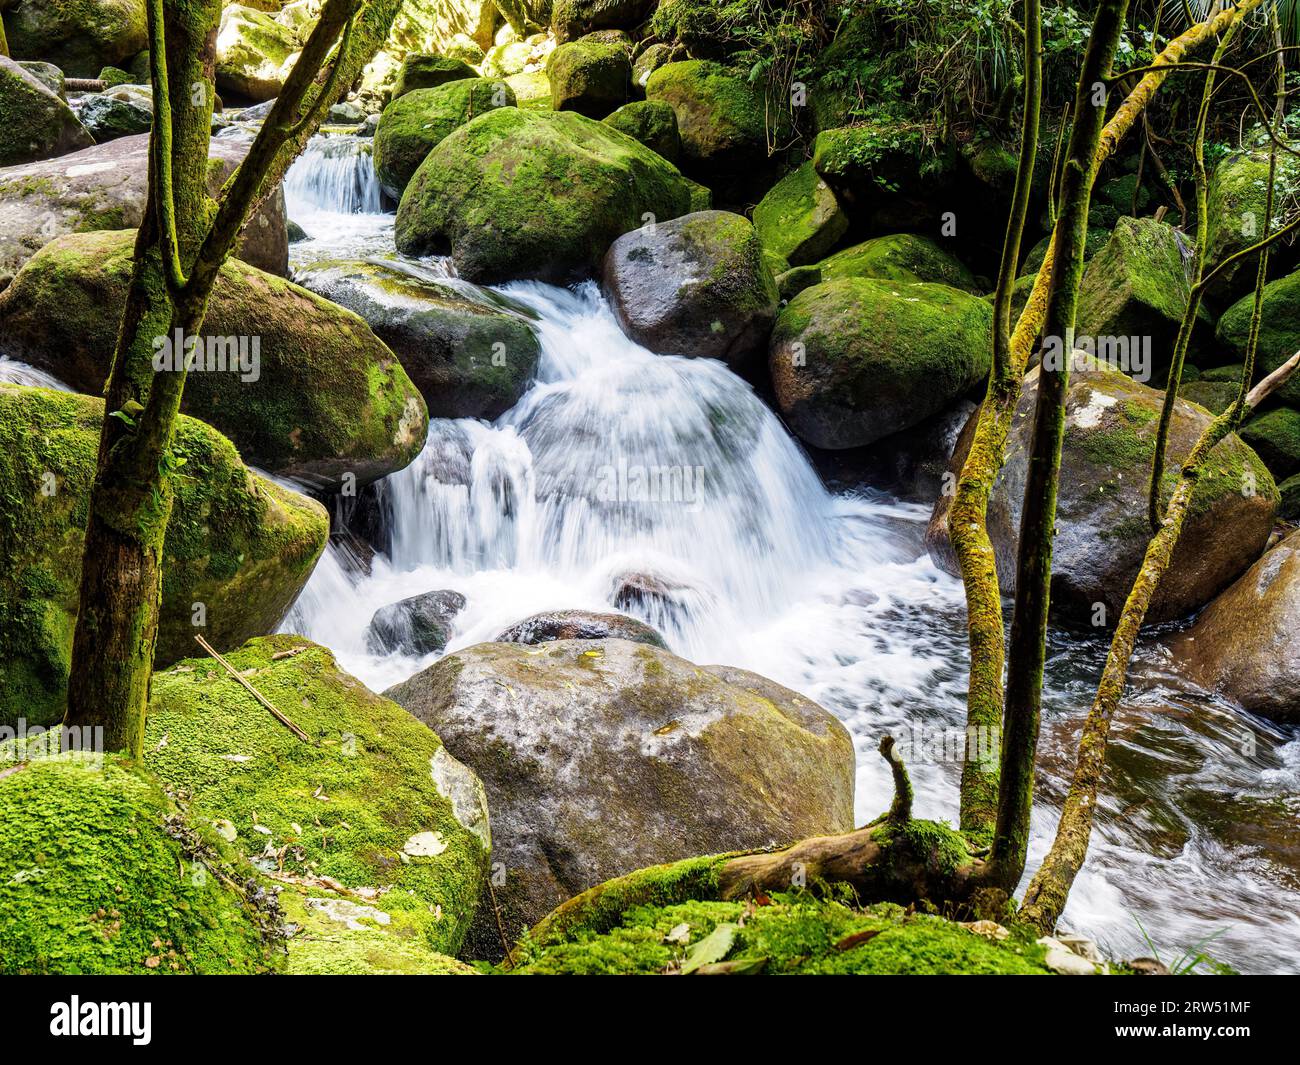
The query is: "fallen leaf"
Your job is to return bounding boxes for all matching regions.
[664,922,691,945]
[690,956,768,975]
[680,923,739,974]
[834,929,883,952]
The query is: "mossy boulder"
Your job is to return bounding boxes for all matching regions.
[74,92,153,143]
[0,755,278,974]
[391,52,479,99]
[811,118,952,219]
[374,78,517,199]
[0,56,93,166]
[494,609,667,648]
[551,0,655,43]
[2,0,147,77]
[215,5,301,102]
[17,61,66,98]
[548,39,631,118]
[1167,530,1300,724]
[819,232,978,292]
[0,383,328,728]
[1217,269,1300,408]
[385,638,855,960]
[144,635,493,966]
[1075,217,1211,366]
[293,257,540,420]
[514,892,1052,974]
[926,357,1277,627]
[752,161,849,268]
[602,210,778,367]
[1239,407,1300,479]
[1279,472,1300,520]
[631,42,682,96]
[0,231,427,489]
[768,277,993,449]
[1204,149,1300,302]
[602,99,680,162]
[645,60,781,186]
[395,107,696,283]
[0,133,287,288]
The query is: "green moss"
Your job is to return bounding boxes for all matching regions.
[1240,407,1300,478]
[144,635,492,959]
[820,232,978,291]
[375,78,517,197]
[513,893,1052,975]
[391,53,478,99]
[753,161,848,267]
[644,60,781,171]
[1217,269,1300,407]
[548,40,631,117]
[0,383,328,728]
[602,100,679,163]
[395,107,696,283]
[0,755,276,974]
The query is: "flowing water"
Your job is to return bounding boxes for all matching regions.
[10,133,1295,971]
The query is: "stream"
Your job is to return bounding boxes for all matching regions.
[7,130,1295,972]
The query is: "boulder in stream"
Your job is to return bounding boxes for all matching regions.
[367,590,467,656]
[0,383,329,729]
[394,107,697,283]
[602,210,778,367]
[385,638,855,960]
[494,609,667,648]
[2,0,147,78]
[926,357,1277,627]
[1166,530,1300,724]
[0,231,427,491]
[752,161,849,268]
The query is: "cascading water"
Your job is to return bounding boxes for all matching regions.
[284,134,383,216]
[273,134,1300,972]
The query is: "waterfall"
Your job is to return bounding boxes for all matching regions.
[284,135,383,216]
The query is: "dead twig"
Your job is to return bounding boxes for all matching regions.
[194,634,313,744]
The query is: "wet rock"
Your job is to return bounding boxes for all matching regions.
[0,57,92,166]
[603,210,778,368]
[293,257,541,420]
[385,638,855,959]
[926,357,1277,626]
[1166,530,1300,724]
[367,590,467,656]
[494,609,667,648]
[769,277,993,449]
[73,92,153,142]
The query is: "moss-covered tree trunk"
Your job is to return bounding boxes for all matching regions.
[63,0,404,756]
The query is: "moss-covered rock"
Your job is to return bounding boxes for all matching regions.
[1239,406,1300,479]
[144,635,493,965]
[927,357,1277,626]
[512,892,1052,975]
[769,277,993,449]
[1217,268,1300,408]
[504,68,551,109]
[551,0,655,43]
[215,5,301,102]
[1279,472,1300,520]
[395,106,696,283]
[645,60,783,184]
[2,0,147,78]
[753,161,849,268]
[1166,530,1300,724]
[0,56,92,166]
[74,92,153,143]
[602,99,679,162]
[602,210,778,367]
[494,609,667,648]
[391,52,479,99]
[631,42,682,96]
[293,257,540,420]
[0,230,426,488]
[0,383,328,728]
[648,0,727,57]
[548,39,630,118]
[374,78,517,198]
[1204,148,1300,302]
[812,117,948,204]
[385,638,855,960]
[1075,217,1210,365]
[0,755,278,974]
[0,133,287,288]
[819,232,978,292]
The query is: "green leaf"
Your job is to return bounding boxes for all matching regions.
[680,922,739,974]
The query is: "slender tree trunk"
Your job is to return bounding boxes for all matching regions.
[989,0,1132,893]
[63,0,403,755]
[957,0,1043,839]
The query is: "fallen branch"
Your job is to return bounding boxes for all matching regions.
[194,635,312,744]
